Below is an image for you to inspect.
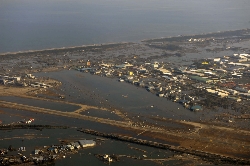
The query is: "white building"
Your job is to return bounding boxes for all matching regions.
[213,58,221,62]
[78,140,96,148]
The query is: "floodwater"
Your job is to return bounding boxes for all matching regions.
[0,70,242,165]
[34,70,225,123]
[0,69,246,130]
[34,70,250,130]
[1,127,204,166]
[0,108,132,135]
[0,96,80,112]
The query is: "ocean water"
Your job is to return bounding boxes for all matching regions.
[1,0,250,53]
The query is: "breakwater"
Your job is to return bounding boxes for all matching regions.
[78,128,250,165]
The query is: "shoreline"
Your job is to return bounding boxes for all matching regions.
[1,28,249,56]
[0,42,132,56]
[142,28,250,42]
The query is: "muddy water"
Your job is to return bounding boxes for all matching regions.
[0,108,132,135]
[0,120,211,166]
[0,127,194,166]
[0,70,239,165]
[1,69,245,129]
[0,106,180,146]
[0,96,80,112]
[35,70,219,123]
[36,70,250,130]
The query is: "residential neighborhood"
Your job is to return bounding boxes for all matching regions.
[75,52,250,113]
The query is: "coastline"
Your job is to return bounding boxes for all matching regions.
[1,28,249,56]
[0,42,132,56]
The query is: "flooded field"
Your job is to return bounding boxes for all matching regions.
[34,70,239,125]
[0,127,212,166]
[0,96,80,112]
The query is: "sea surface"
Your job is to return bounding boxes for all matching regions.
[1,0,250,53]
